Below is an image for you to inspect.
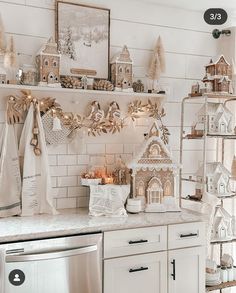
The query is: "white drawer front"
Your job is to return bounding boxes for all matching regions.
[104,226,167,258]
[168,222,206,250]
[104,252,167,293]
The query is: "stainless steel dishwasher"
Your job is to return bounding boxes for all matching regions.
[0,232,102,293]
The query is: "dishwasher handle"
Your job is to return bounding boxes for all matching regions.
[6,244,97,263]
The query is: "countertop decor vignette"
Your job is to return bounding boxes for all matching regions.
[0,0,219,211]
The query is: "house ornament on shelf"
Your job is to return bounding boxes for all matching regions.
[110,45,133,92]
[202,55,232,93]
[128,121,180,213]
[212,206,233,241]
[190,102,234,138]
[195,162,232,198]
[36,37,61,87]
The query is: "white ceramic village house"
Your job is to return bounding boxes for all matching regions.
[212,206,233,241]
[110,45,133,92]
[128,122,180,212]
[202,55,232,93]
[36,37,61,87]
[195,162,232,198]
[191,102,234,136]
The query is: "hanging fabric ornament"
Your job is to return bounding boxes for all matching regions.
[52,116,62,131]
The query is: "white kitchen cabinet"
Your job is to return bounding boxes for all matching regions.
[104,251,167,293]
[168,246,205,293]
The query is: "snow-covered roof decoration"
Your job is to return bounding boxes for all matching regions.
[37,37,60,56]
[197,162,231,178]
[128,121,179,171]
[111,45,132,64]
[205,54,230,67]
[197,103,232,118]
[214,206,232,220]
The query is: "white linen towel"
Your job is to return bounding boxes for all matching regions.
[19,103,58,216]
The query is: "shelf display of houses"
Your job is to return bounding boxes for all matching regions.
[195,162,232,198]
[128,122,180,213]
[36,37,61,87]
[202,55,232,93]
[212,206,233,241]
[190,102,234,137]
[110,45,133,92]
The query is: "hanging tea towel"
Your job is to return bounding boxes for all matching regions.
[0,123,21,217]
[19,103,58,216]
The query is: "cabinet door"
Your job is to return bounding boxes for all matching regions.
[168,246,205,293]
[104,252,167,293]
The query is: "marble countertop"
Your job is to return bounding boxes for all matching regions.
[0,208,206,243]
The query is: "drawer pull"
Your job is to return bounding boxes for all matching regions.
[171,259,176,280]
[128,239,148,245]
[129,266,149,273]
[180,233,198,238]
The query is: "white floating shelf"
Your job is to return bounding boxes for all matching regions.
[0,84,166,99]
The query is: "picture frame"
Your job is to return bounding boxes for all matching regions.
[56,1,110,79]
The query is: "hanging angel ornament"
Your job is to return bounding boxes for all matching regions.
[106,101,121,121]
[148,36,166,92]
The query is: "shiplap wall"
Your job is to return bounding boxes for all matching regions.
[0,0,222,209]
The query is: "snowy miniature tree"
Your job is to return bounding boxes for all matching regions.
[4,36,17,68]
[148,36,166,91]
[63,26,76,60]
[0,14,6,54]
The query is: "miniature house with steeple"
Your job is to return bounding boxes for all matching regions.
[36,37,61,87]
[111,45,133,92]
[202,55,232,93]
[128,122,180,212]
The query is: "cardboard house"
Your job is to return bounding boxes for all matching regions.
[128,122,180,212]
[195,162,232,198]
[110,45,133,92]
[202,55,232,93]
[36,37,61,87]
[191,102,234,137]
[212,206,233,240]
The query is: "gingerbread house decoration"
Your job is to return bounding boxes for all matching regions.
[195,162,232,198]
[110,45,133,92]
[202,55,232,93]
[128,122,180,212]
[191,102,234,137]
[212,206,233,240]
[36,37,61,87]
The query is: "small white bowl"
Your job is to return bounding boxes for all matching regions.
[126,204,141,214]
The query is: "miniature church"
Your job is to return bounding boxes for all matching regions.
[202,55,232,93]
[212,206,233,241]
[195,162,232,198]
[110,45,133,92]
[191,102,234,137]
[36,37,61,87]
[128,122,180,212]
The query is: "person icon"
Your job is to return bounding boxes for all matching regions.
[13,274,20,282]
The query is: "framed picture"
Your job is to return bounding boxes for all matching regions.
[56,1,110,79]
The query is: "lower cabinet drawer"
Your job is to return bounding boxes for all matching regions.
[104,252,167,293]
[104,226,167,258]
[168,222,206,250]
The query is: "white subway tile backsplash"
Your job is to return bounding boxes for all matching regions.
[51,177,57,188]
[87,144,105,154]
[48,155,57,166]
[124,144,136,154]
[68,186,87,197]
[57,198,77,209]
[52,187,68,199]
[50,166,67,177]
[58,176,78,187]
[106,154,115,165]
[77,155,90,165]
[68,165,87,176]
[106,144,123,154]
[58,155,77,166]
[47,144,67,155]
[77,196,90,208]
[90,156,106,166]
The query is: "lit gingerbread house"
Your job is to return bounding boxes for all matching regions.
[202,55,232,93]
[110,45,133,92]
[195,162,232,198]
[36,37,61,87]
[128,122,180,212]
[191,102,234,137]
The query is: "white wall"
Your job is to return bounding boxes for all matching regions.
[0,0,220,209]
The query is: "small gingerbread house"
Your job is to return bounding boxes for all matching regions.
[202,55,232,93]
[212,206,233,240]
[110,45,133,92]
[191,102,234,136]
[195,162,232,198]
[36,37,61,87]
[128,122,180,211]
